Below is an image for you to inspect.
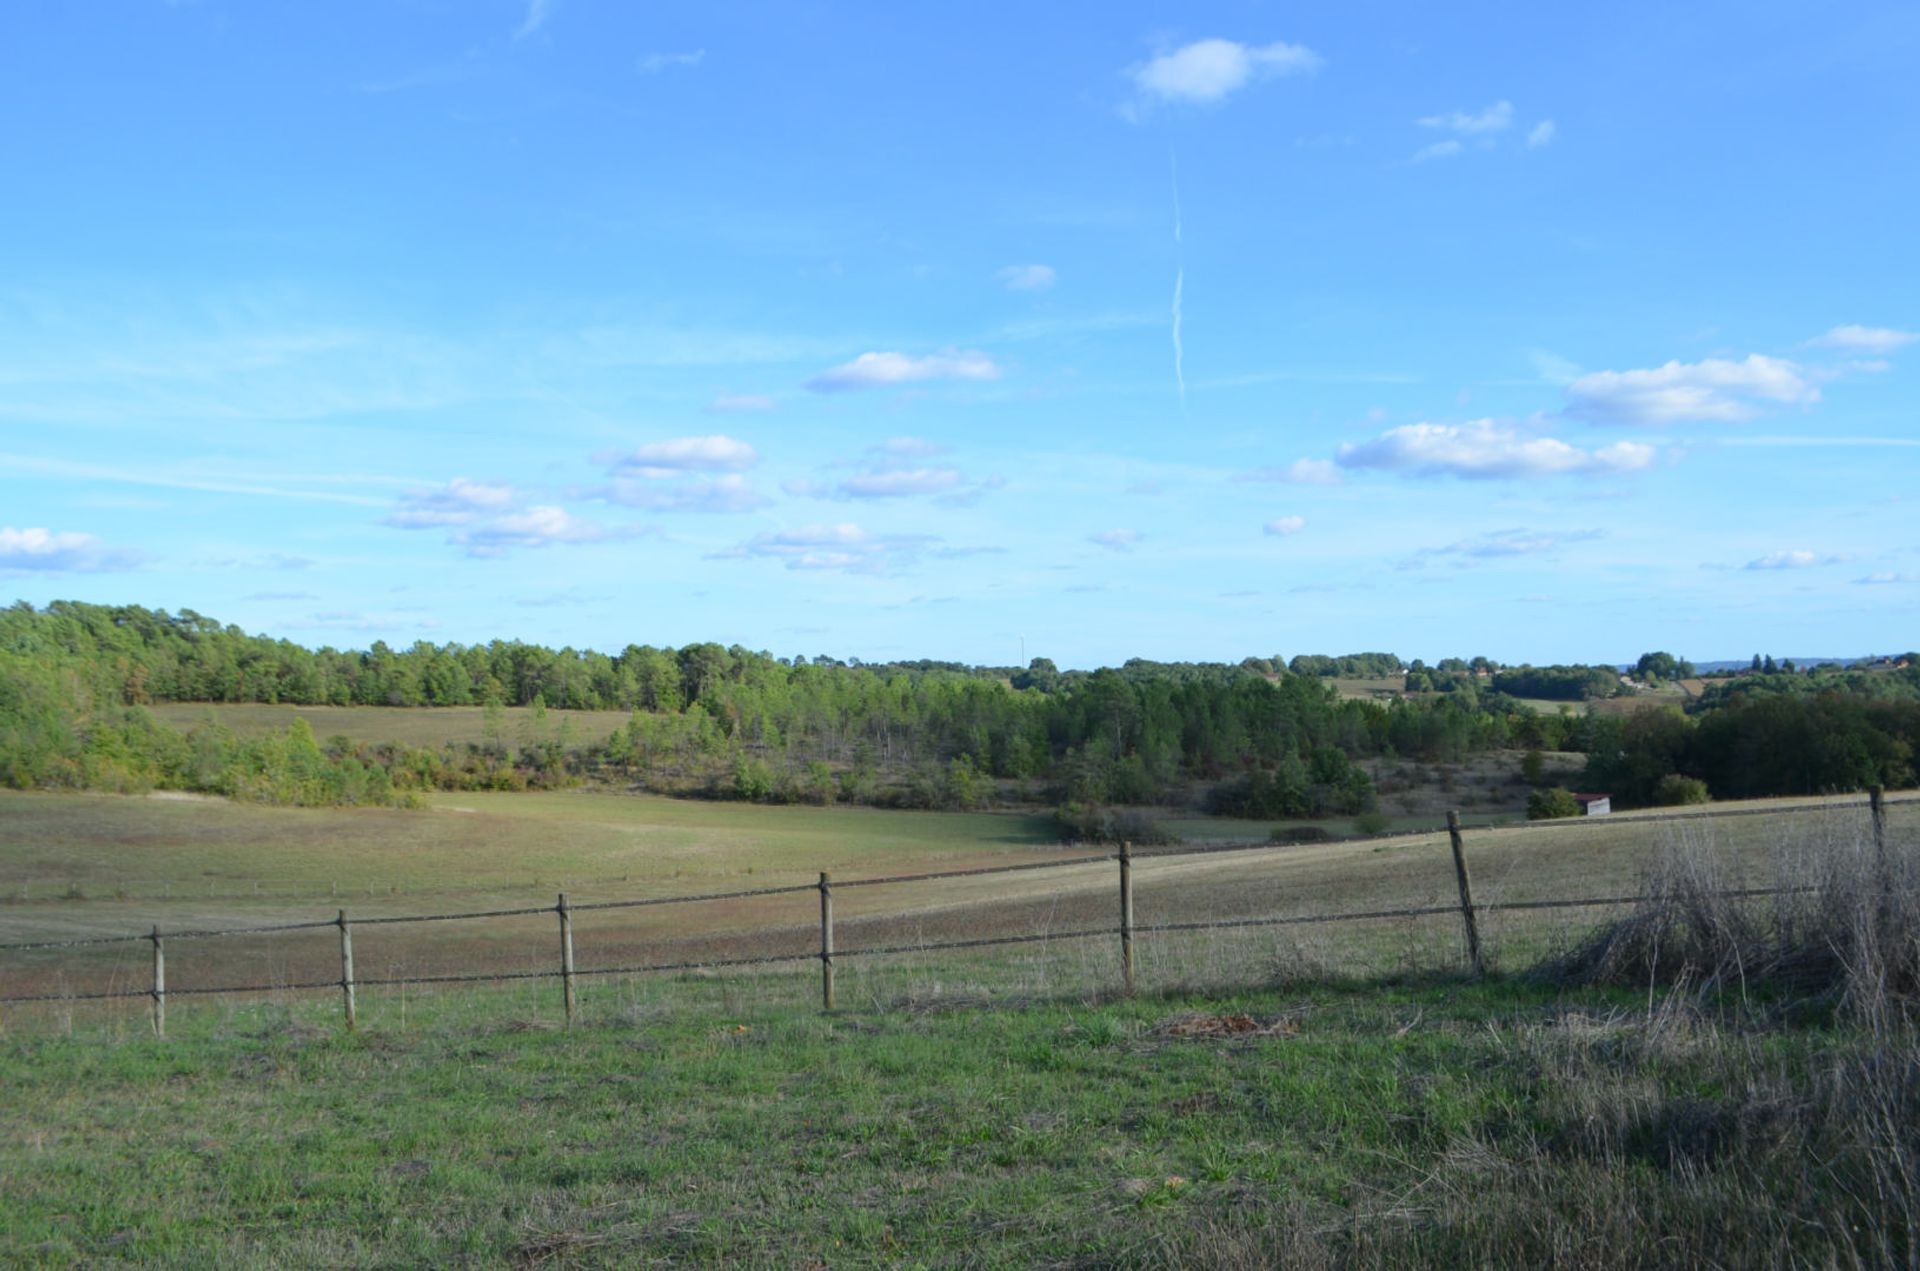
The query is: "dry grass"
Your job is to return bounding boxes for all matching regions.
[1540,812,1920,1020]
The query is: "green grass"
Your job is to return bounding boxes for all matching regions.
[2,957,1911,1268]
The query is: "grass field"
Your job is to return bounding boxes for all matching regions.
[2,949,1914,1267]
[1,787,1905,1015]
[2,788,1914,1265]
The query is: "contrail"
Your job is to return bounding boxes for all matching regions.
[1170,151,1186,409]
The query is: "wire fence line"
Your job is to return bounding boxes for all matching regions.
[0,789,1903,1032]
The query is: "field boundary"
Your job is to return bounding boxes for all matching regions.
[2,789,1906,1029]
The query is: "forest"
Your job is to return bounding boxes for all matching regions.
[2,601,1914,825]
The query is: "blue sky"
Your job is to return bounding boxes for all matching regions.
[3,2,1916,668]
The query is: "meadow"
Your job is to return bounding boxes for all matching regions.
[2,788,1913,1266]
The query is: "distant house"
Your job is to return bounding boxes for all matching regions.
[1573,793,1612,817]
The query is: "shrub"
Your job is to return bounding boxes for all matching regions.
[1352,810,1392,836]
[1527,786,1580,820]
[1052,803,1176,846]
[1653,774,1711,806]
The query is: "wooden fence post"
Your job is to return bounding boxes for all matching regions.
[1446,811,1483,977]
[557,892,577,1027]
[149,925,166,1039]
[818,872,835,1012]
[1870,785,1887,858]
[337,909,356,1032]
[1118,841,1136,994]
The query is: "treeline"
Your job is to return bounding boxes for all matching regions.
[0,658,418,806]
[1584,691,1920,807]
[7,600,1909,817]
[2,602,1588,813]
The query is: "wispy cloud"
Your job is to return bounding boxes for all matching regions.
[1412,139,1464,162]
[1090,528,1142,551]
[204,552,314,571]
[0,453,390,506]
[595,474,771,514]
[606,435,759,476]
[1806,324,1917,354]
[1527,119,1557,148]
[513,0,553,41]
[998,264,1056,291]
[718,523,938,574]
[1263,516,1306,537]
[1336,420,1656,480]
[786,438,1001,506]
[1424,527,1605,560]
[1745,549,1835,571]
[1419,101,1514,135]
[1130,38,1321,107]
[705,393,776,414]
[384,478,516,529]
[804,350,1001,393]
[1855,572,1914,585]
[0,526,145,573]
[638,49,704,73]
[1237,458,1343,486]
[1565,355,1818,425]
[457,506,630,557]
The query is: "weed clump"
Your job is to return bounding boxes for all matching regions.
[1538,819,1920,1019]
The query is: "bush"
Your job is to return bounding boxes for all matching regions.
[1653,774,1711,806]
[1052,803,1176,846]
[1527,786,1580,820]
[1352,811,1391,836]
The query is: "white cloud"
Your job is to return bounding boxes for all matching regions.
[1745,549,1829,571]
[1527,119,1557,148]
[1419,101,1514,135]
[722,523,937,574]
[1426,528,1605,559]
[638,49,704,73]
[0,526,144,572]
[874,436,949,458]
[609,434,759,476]
[1237,458,1343,486]
[1131,38,1320,106]
[512,0,553,40]
[1807,324,1918,354]
[385,477,515,529]
[804,350,1002,392]
[1263,516,1306,537]
[706,393,776,413]
[1565,355,1818,425]
[998,264,1056,292]
[837,468,966,499]
[1412,139,1464,162]
[1090,528,1142,551]
[598,474,771,514]
[456,506,617,557]
[1336,420,1656,480]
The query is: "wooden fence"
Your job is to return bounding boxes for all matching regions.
[0,788,1904,1037]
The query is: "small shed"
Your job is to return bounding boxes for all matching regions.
[1573,792,1612,817]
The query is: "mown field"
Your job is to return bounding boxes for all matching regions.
[1,788,1915,1266]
